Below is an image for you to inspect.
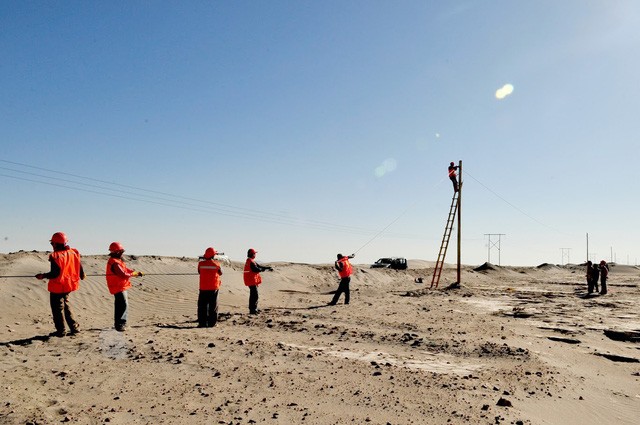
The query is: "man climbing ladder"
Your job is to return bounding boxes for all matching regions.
[432,160,463,288]
[448,161,460,192]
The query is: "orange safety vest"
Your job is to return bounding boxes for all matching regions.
[448,166,457,178]
[48,248,82,294]
[198,259,222,290]
[243,258,262,287]
[106,257,132,295]
[337,257,353,279]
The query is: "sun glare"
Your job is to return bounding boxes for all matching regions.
[495,83,514,100]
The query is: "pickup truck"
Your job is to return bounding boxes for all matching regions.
[370,257,408,270]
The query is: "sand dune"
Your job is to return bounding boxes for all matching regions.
[1,252,638,424]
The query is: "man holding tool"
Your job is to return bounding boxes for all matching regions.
[197,247,223,327]
[105,242,143,332]
[243,248,273,315]
[35,232,85,337]
[329,253,355,306]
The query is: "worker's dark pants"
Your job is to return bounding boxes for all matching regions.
[198,290,219,326]
[49,292,78,333]
[600,276,607,295]
[330,277,351,305]
[249,286,259,314]
[592,274,599,293]
[114,291,128,329]
[587,277,594,293]
[450,176,458,192]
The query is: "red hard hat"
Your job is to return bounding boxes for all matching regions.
[50,232,68,245]
[109,242,125,253]
[204,247,217,258]
[247,248,257,257]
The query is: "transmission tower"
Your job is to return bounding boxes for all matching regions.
[559,248,571,265]
[484,233,505,265]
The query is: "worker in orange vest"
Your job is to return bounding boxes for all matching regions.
[329,253,355,305]
[197,247,223,327]
[243,248,273,315]
[35,232,85,337]
[448,162,459,192]
[105,242,143,332]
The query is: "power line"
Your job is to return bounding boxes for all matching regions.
[0,161,366,231]
[464,169,576,237]
[0,159,432,242]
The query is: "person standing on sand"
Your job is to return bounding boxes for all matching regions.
[329,253,355,305]
[590,262,600,294]
[599,260,609,295]
[586,261,594,293]
[35,232,85,337]
[197,247,222,327]
[106,242,143,332]
[448,162,459,192]
[243,248,273,315]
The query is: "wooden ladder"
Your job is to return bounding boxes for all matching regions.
[430,191,459,288]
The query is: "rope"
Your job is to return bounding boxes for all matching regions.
[0,272,200,279]
[352,176,448,255]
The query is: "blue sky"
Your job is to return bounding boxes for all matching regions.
[2,1,639,266]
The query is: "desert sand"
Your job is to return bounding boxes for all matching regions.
[0,251,638,424]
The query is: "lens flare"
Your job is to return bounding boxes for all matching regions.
[495,84,514,100]
[374,158,397,178]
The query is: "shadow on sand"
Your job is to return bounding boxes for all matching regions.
[0,328,102,346]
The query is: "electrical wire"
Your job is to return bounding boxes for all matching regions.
[0,159,432,241]
[463,169,576,237]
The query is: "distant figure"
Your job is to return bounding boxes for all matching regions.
[197,247,223,327]
[243,248,273,315]
[35,232,84,337]
[590,262,600,294]
[448,162,459,192]
[329,253,355,305]
[585,261,594,293]
[106,242,143,332]
[599,260,609,295]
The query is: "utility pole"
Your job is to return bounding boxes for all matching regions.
[485,234,506,265]
[457,160,462,284]
[586,233,589,263]
[560,248,571,265]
